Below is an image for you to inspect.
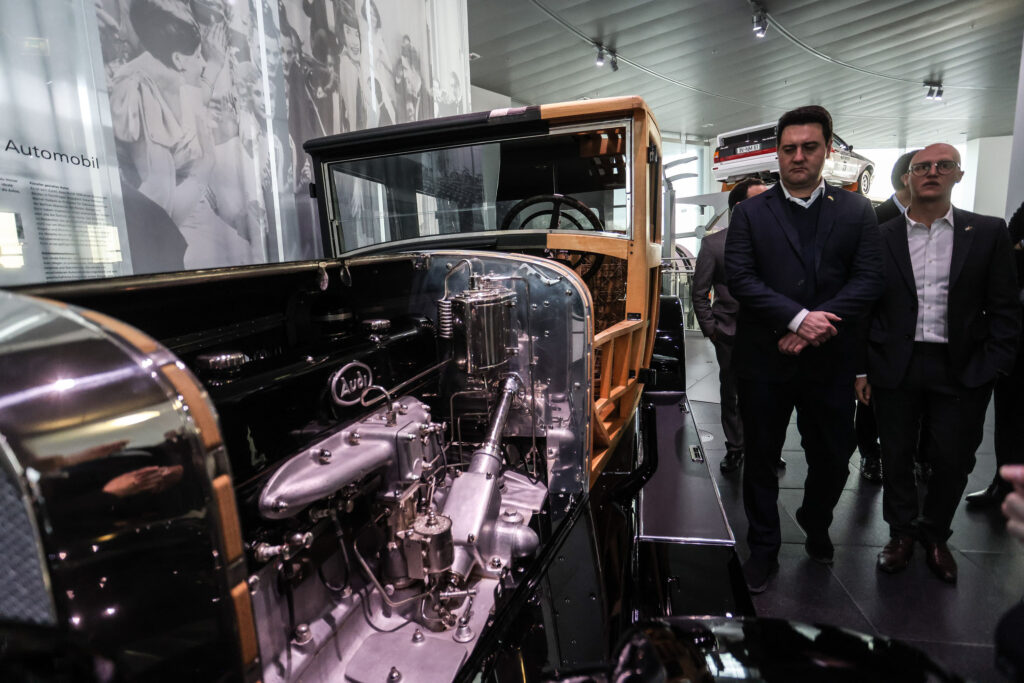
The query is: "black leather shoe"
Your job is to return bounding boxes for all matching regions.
[923,541,958,583]
[742,555,779,594]
[965,480,1011,509]
[721,451,743,473]
[860,456,883,483]
[877,535,915,573]
[795,507,834,565]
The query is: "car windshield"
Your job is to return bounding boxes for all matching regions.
[325,122,633,252]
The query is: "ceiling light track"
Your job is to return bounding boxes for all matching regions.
[528,0,754,105]
[524,0,985,123]
[754,1,999,92]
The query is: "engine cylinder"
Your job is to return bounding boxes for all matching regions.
[451,286,515,374]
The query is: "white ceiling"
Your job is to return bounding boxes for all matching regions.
[467,0,1024,149]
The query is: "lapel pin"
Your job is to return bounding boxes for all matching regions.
[965,225,973,231]
[827,195,834,201]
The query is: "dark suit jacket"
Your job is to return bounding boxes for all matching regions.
[874,196,903,225]
[864,208,1020,389]
[724,183,884,382]
[692,228,739,339]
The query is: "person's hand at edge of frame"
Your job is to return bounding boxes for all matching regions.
[1001,464,1024,543]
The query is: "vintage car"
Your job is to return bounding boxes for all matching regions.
[0,97,960,682]
[712,121,875,195]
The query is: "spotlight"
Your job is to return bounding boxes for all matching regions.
[924,81,943,101]
[610,54,619,72]
[595,46,605,67]
[752,6,768,38]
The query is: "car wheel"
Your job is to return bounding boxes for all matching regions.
[857,168,872,195]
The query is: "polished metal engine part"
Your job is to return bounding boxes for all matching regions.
[437,376,541,580]
[449,279,516,375]
[404,510,455,579]
[259,395,441,519]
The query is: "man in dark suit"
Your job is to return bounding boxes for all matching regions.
[874,150,918,225]
[856,144,1020,583]
[725,105,884,593]
[965,200,1024,508]
[693,178,768,473]
[857,150,921,484]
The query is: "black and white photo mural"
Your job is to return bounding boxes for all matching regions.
[0,0,470,284]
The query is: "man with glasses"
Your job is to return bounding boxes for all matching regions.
[856,144,1020,583]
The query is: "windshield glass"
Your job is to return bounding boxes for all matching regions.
[325,122,632,252]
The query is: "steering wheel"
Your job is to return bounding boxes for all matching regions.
[499,193,606,283]
[498,193,604,232]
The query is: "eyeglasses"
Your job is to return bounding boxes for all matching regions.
[909,160,960,176]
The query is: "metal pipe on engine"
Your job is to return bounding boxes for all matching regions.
[468,376,520,477]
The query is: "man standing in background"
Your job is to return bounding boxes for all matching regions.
[965,199,1024,508]
[725,105,883,593]
[693,178,768,474]
[858,144,1019,583]
[857,149,920,484]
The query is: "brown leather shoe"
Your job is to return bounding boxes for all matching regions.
[877,536,915,573]
[923,541,957,584]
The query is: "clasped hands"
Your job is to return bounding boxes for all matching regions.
[778,310,841,356]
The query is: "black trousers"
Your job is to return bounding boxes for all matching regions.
[857,392,931,463]
[739,374,855,560]
[872,343,993,542]
[993,346,1024,475]
[713,337,743,455]
[855,399,880,459]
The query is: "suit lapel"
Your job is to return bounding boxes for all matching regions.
[814,184,838,273]
[883,219,916,294]
[949,208,974,289]
[763,185,804,265]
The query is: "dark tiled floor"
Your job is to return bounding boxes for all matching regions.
[684,334,1023,683]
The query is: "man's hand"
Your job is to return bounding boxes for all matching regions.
[797,310,841,346]
[854,376,871,405]
[778,332,808,356]
[1001,465,1024,543]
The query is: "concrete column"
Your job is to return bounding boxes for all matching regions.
[1004,34,1024,220]
[470,85,511,112]
[964,136,1012,218]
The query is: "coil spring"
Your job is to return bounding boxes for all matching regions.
[437,299,453,339]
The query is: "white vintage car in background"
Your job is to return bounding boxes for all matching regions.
[712,122,875,195]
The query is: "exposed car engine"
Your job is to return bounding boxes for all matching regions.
[236,253,590,682]
[0,249,593,682]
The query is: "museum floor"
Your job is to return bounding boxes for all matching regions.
[684,333,1024,683]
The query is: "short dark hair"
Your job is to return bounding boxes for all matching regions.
[891,149,921,191]
[777,105,833,147]
[728,177,768,210]
[130,0,202,70]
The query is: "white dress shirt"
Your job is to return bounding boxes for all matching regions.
[891,193,908,215]
[781,179,826,332]
[906,206,955,343]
